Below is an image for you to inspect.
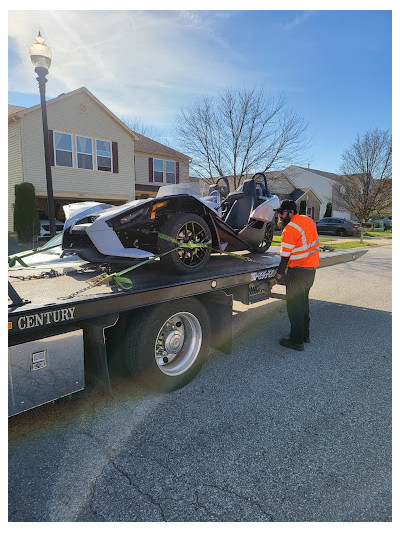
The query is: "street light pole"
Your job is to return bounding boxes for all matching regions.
[29,33,56,237]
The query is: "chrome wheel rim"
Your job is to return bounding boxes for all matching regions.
[154,312,202,376]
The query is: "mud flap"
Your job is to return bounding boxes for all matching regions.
[197,291,233,354]
[82,313,119,391]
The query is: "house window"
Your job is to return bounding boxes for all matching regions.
[166,161,176,184]
[76,135,93,170]
[153,158,164,183]
[96,139,112,172]
[54,132,73,167]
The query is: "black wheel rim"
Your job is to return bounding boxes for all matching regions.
[176,221,210,267]
[259,224,274,249]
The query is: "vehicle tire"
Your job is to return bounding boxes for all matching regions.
[119,298,210,391]
[158,213,212,274]
[253,222,274,253]
[336,228,346,237]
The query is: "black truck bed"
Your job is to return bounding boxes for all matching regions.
[8,249,367,337]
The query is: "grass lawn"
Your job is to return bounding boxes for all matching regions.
[320,241,377,249]
[271,235,332,246]
[363,230,392,238]
[271,233,379,250]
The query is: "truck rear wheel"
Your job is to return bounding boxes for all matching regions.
[120,298,210,391]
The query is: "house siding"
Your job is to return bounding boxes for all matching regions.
[300,191,321,221]
[20,92,135,202]
[268,174,295,197]
[283,166,348,218]
[8,120,24,230]
[135,152,190,186]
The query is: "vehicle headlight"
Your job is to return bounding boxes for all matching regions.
[119,208,146,225]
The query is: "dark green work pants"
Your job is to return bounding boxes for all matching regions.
[286,267,316,343]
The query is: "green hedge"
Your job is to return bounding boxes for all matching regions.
[14,182,40,241]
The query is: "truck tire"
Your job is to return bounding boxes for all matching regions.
[158,213,212,274]
[120,298,210,391]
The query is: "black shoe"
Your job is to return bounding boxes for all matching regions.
[279,338,304,351]
[285,334,310,343]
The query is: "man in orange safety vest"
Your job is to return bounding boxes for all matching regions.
[274,199,319,351]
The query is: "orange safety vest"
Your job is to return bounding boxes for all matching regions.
[280,214,319,268]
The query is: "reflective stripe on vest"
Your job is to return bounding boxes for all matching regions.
[280,216,319,266]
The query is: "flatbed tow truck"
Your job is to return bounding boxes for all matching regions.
[8,247,367,416]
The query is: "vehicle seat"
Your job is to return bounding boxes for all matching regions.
[224,179,257,230]
[256,184,267,199]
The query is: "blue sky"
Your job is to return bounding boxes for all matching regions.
[8,9,392,173]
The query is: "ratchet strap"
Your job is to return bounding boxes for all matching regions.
[88,235,213,292]
[8,244,61,267]
[63,233,273,298]
[97,234,267,292]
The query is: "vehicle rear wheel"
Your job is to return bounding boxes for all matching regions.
[336,228,346,236]
[117,298,210,391]
[158,213,212,274]
[252,222,274,253]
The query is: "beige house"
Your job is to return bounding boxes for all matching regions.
[266,170,322,221]
[8,87,191,230]
[133,134,191,199]
[275,166,351,219]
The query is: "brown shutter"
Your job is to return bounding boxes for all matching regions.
[176,161,179,184]
[149,157,153,182]
[112,142,119,173]
[48,130,54,166]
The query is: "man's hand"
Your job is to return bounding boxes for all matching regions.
[276,274,283,281]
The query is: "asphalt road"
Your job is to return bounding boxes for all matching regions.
[8,244,392,522]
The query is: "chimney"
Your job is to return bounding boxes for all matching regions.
[307,163,310,169]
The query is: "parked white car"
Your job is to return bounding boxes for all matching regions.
[39,211,64,238]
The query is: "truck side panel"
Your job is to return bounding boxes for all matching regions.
[8,328,84,416]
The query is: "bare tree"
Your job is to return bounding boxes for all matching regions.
[121,117,164,144]
[337,129,392,226]
[175,87,310,188]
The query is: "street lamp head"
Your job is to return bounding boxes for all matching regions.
[29,32,52,72]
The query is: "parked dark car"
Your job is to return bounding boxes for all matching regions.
[371,216,392,230]
[316,217,360,236]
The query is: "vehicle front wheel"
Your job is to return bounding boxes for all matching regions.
[252,222,274,253]
[117,298,210,391]
[158,213,212,274]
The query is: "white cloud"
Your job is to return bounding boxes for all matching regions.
[8,10,244,129]
[283,10,315,30]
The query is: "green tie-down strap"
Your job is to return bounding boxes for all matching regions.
[8,256,30,268]
[8,244,61,268]
[109,275,134,290]
[95,233,257,293]
[105,234,212,291]
[157,233,212,248]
